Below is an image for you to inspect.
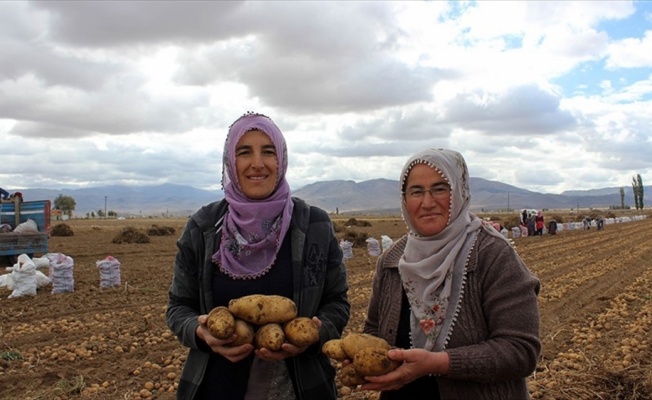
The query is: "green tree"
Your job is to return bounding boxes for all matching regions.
[619,187,625,209]
[53,194,76,217]
[637,174,644,209]
[632,174,645,210]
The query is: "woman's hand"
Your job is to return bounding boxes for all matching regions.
[255,317,322,361]
[196,315,254,363]
[361,348,449,392]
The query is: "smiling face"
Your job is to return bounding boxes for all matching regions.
[403,163,451,236]
[234,130,279,200]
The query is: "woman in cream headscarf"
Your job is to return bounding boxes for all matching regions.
[167,112,350,400]
[364,148,541,400]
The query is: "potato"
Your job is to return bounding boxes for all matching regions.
[353,347,401,376]
[230,319,254,346]
[228,294,297,325]
[284,317,320,347]
[206,306,235,339]
[341,333,391,359]
[339,363,366,387]
[322,339,348,361]
[254,323,285,351]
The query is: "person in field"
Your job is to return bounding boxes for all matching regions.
[166,112,350,400]
[363,148,541,399]
[535,211,545,236]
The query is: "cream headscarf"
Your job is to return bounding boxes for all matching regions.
[398,148,482,351]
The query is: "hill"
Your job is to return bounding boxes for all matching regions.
[9,179,648,217]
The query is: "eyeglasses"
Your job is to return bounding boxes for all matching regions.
[404,184,451,199]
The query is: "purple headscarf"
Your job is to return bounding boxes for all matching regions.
[211,112,294,279]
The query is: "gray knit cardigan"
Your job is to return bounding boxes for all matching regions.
[364,227,541,400]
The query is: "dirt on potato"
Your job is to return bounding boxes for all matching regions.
[1,212,652,400]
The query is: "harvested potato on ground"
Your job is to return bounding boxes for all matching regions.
[322,339,348,361]
[339,363,366,387]
[353,347,401,376]
[206,306,235,340]
[229,294,298,325]
[254,323,285,351]
[230,319,254,346]
[284,317,320,347]
[341,333,391,359]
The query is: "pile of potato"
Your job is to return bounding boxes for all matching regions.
[322,333,401,387]
[206,294,320,350]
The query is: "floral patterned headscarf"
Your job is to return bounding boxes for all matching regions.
[398,148,482,351]
[211,112,294,279]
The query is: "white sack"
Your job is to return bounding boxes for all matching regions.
[96,255,121,289]
[8,257,37,298]
[366,237,380,257]
[381,235,393,253]
[0,273,15,290]
[47,253,75,294]
[339,240,353,260]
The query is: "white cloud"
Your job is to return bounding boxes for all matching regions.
[0,0,650,198]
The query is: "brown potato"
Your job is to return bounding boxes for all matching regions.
[228,294,297,325]
[206,306,235,339]
[341,333,391,359]
[322,339,348,361]
[353,347,401,376]
[284,317,320,347]
[254,323,285,351]
[339,363,366,387]
[230,319,254,346]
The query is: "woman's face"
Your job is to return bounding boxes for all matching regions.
[404,163,451,236]
[235,130,279,200]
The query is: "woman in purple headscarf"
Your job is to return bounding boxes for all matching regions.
[167,112,350,400]
[363,148,540,400]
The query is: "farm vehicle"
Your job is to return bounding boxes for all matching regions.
[0,196,51,263]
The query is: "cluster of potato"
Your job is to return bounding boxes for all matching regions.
[322,333,401,387]
[206,294,320,350]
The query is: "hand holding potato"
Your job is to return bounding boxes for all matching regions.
[321,332,401,388]
[361,348,450,392]
[205,295,322,362]
[196,314,254,363]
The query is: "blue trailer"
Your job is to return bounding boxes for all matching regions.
[0,197,51,260]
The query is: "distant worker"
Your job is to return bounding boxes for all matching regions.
[535,211,545,236]
[0,187,10,200]
[596,217,604,231]
[527,213,536,236]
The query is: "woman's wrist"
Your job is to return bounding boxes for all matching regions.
[430,351,450,376]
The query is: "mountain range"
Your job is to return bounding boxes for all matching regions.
[6,178,647,218]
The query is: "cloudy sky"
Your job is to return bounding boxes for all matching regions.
[1,1,651,195]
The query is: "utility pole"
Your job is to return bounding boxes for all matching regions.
[104,196,108,218]
[507,191,510,212]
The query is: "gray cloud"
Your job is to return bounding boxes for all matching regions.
[442,84,577,135]
[30,1,247,47]
[0,1,650,195]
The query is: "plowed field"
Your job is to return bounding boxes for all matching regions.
[1,213,651,400]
